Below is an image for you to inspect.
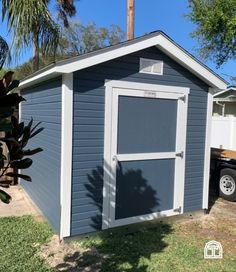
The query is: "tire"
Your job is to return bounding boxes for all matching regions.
[219,168,236,201]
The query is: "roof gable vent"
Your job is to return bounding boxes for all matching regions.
[139,58,163,75]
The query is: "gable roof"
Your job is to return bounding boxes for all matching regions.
[213,86,236,98]
[19,31,228,90]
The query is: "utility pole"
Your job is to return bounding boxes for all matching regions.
[127,0,134,40]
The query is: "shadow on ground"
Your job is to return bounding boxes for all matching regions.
[55,222,173,272]
[54,159,173,271]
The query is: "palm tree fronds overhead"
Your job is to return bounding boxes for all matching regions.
[57,0,76,27]
[0,36,9,68]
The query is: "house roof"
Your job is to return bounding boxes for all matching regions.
[213,86,236,98]
[19,31,228,90]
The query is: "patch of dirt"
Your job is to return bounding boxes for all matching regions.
[38,235,106,272]
[38,198,236,271]
[179,198,236,254]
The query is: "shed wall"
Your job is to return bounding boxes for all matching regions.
[72,47,209,235]
[20,78,62,232]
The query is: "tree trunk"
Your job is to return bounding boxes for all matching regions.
[33,34,39,72]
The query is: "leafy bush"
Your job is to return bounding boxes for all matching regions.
[0,71,43,204]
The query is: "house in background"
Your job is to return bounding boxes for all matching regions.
[213,86,236,117]
[18,31,227,239]
[212,86,236,150]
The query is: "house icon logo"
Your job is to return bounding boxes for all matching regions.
[204,240,223,259]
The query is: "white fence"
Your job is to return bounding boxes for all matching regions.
[211,116,236,150]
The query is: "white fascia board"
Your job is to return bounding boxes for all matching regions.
[19,35,162,89]
[19,67,59,89]
[213,87,236,97]
[55,35,163,73]
[214,98,236,102]
[156,36,227,90]
[19,33,227,90]
[57,34,227,90]
[213,89,228,97]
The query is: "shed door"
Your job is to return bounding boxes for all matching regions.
[103,84,188,229]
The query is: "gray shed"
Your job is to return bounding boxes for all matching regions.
[19,31,227,238]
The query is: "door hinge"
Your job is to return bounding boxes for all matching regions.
[112,155,118,162]
[173,206,182,213]
[112,155,121,170]
[179,95,186,103]
[176,151,184,159]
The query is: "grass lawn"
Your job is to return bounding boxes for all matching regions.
[77,221,236,272]
[0,216,55,272]
[0,199,235,272]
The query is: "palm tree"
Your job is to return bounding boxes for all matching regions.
[2,0,76,72]
[57,0,76,28]
[0,36,9,69]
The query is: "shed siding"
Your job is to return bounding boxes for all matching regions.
[20,79,62,232]
[72,47,209,235]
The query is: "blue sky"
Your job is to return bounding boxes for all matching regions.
[0,0,235,84]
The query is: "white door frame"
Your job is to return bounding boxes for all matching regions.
[102,80,189,230]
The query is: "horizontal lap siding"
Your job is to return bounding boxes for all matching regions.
[20,79,62,232]
[72,79,104,235]
[71,47,209,235]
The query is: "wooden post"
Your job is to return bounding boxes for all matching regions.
[127,0,134,40]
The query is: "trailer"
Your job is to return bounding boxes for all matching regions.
[211,148,236,201]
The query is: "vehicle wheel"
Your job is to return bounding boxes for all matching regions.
[219,168,236,201]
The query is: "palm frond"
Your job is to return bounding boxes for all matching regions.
[57,0,76,27]
[2,0,60,59]
[0,36,9,68]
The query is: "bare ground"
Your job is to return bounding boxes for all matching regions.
[38,235,107,272]
[179,197,236,254]
[38,197,236,271]
[0,185,42,218]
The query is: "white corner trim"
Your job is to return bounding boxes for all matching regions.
[19,32,227,91]
[18,93,22,123]
[202,88,214,209]
[102,84,113,230]
[18,92,22,183]
[60,73,73,238]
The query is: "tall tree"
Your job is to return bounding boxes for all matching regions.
[2,0,76,71]
[0,36,9,69]
[59,22,125,55]
[188,0,236,67]
[13,22,125,80]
